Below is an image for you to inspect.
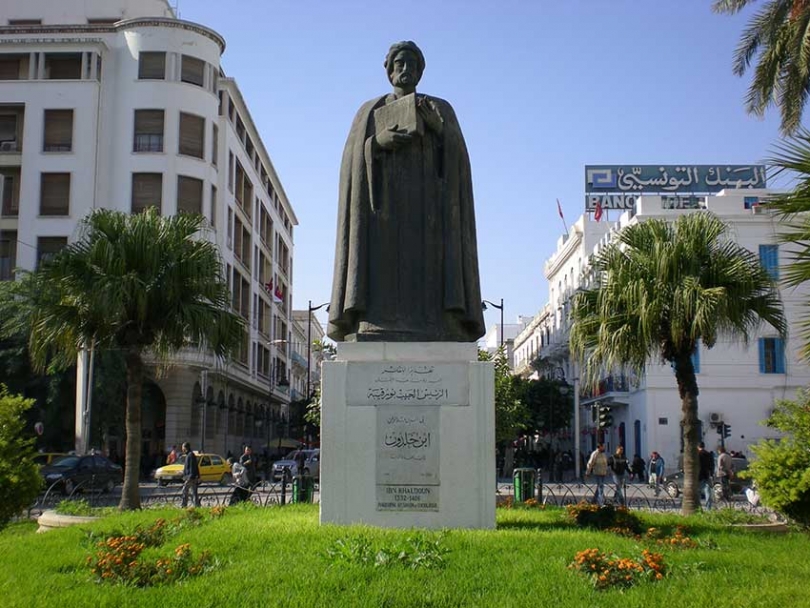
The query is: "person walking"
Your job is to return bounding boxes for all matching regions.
[586,443,609,506]
[180,442,201,508]
[716,446,734,500]
[608,446,631,506]
[698,442,714,509]
[648,451,665,496]
[240,445,258,489]
[631,454,645,482]
[166,445,177,465]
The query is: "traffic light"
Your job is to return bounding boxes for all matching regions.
[716,422,732,439]
[598,404,613,429]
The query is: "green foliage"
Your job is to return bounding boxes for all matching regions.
[480,348,530,444]
[0,386,42,528]
[327,531,449,570]
[55,499,94,517]
[713,0,810,135]
[746,391,810,526]
[565,502,643,534]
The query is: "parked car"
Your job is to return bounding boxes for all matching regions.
[40,454,123,495]
[272,449,320,481]
[33,452,68,467]
[664,457,750,499]
[153,452,231,486]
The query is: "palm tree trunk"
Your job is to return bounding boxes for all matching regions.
[675,355,701,515]
[119,349,143,510]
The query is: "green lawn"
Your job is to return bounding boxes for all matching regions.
[1,505,808,608]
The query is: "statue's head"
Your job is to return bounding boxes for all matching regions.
[384,40,425,90]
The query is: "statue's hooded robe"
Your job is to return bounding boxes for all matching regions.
[328,92,485,342]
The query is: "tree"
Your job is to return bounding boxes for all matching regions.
[5,209,243,510]
[0,386,42,528]
[713,0,810,135]
[479,348,530,446]
[570,212,786,514]
[745,390,810,526]
[765,128,810,359]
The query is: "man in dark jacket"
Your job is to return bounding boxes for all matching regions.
[698,442,714,509]
[240,445,258,489]
[180,442,201,508]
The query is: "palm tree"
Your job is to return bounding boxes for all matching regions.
[765,128,810,358]
[9,209,243,510]
[713,0,810,135]
[569,212,786,514]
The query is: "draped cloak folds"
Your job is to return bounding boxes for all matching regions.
[327,93,485,342]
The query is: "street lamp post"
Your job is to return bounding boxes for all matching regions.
[481,298,504,350]
[306,300,329,400]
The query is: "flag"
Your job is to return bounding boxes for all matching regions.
[273,284,284,304]
[263,279,273,293]
[556,198,564,220]
[594,200,603,222]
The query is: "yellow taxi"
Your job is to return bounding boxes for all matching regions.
[154,452,231,486]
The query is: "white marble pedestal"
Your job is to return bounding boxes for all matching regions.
[319,342,495,529]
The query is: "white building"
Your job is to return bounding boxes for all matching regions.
[539,189,810,474]
[0,0,298,462]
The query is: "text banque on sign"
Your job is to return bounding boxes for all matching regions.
[584,165,767,211]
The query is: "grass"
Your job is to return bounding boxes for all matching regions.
[1,504,809,607]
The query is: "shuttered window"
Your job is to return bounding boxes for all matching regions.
[0,58,22,80]
[138,52,165,80]
[759,244,779,280]
[39,173,70,216]
[758,337,785,374]
[211,123,218,165]
[178,112,204,158]
[133,109,164,152]
[181,55,205,86]
[177,175,203,215]
[43,109,73,152]
[36,237,67,268]
[131,173,162,214]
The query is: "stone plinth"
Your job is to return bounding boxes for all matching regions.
[319,342,495,529]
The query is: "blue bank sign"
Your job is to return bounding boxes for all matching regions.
[586,165,766,195]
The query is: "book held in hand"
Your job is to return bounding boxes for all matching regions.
[374,93,424,137]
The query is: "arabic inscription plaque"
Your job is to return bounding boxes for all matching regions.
[376,406,440,511]
[347,362,469,406]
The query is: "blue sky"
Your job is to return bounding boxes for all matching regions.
[179,0,783,334]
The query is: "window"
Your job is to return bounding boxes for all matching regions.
[744,196,760,210]
[133,109,164,152]
[759,244,779,280]
[177,175,203,215]
[210,185,217,227]
[131,173,162,214]
[0,230,17,281]
[87,18,120,24]
[692,343,700,374]
[1,171,19,215]
[138,52,165,80]
[759,337,785,374]
[43,109,73,152]
[36,237,67,268]
[228,151,234,192]
[44,53,82,79]
[39,173,70,216]
[0,113,19,147]
[0,54,27,80]
[181,55,205,87]
[178,112,205,158]
[211,123,218,165]
[8,19,41,25]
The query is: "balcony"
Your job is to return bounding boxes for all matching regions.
[580,374,630,406]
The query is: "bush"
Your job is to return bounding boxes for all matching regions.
[565,502,642,534]
[0,386,42,528]
[746,392,810,527]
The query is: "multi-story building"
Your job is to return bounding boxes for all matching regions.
[0,0,298,462]
[540,188,810,474]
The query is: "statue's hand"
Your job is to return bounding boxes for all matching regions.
[418,98,443,134]
[375,126,413,150]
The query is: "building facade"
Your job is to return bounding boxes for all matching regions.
[0,0,298,463]
[539,189,810,474]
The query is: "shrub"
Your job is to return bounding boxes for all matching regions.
[565,502,642,533]
[0,386,42,528]
[745,393,810,527]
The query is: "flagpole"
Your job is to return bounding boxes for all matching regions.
[556,199,569,237]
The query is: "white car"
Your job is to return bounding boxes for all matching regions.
[271,449,320,481]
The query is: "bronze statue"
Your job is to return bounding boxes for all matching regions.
[328,41,485,342]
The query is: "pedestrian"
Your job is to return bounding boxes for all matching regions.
[698,442,714,509]
[648,451,665,495]
[586,443,609,506]
[166,445,177,465]
[180,442,201,508]
[631,453,645,482]
[716,446,734,500]
[608,446,631,505]
[228,458,251,505]
[240,445,258,489]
